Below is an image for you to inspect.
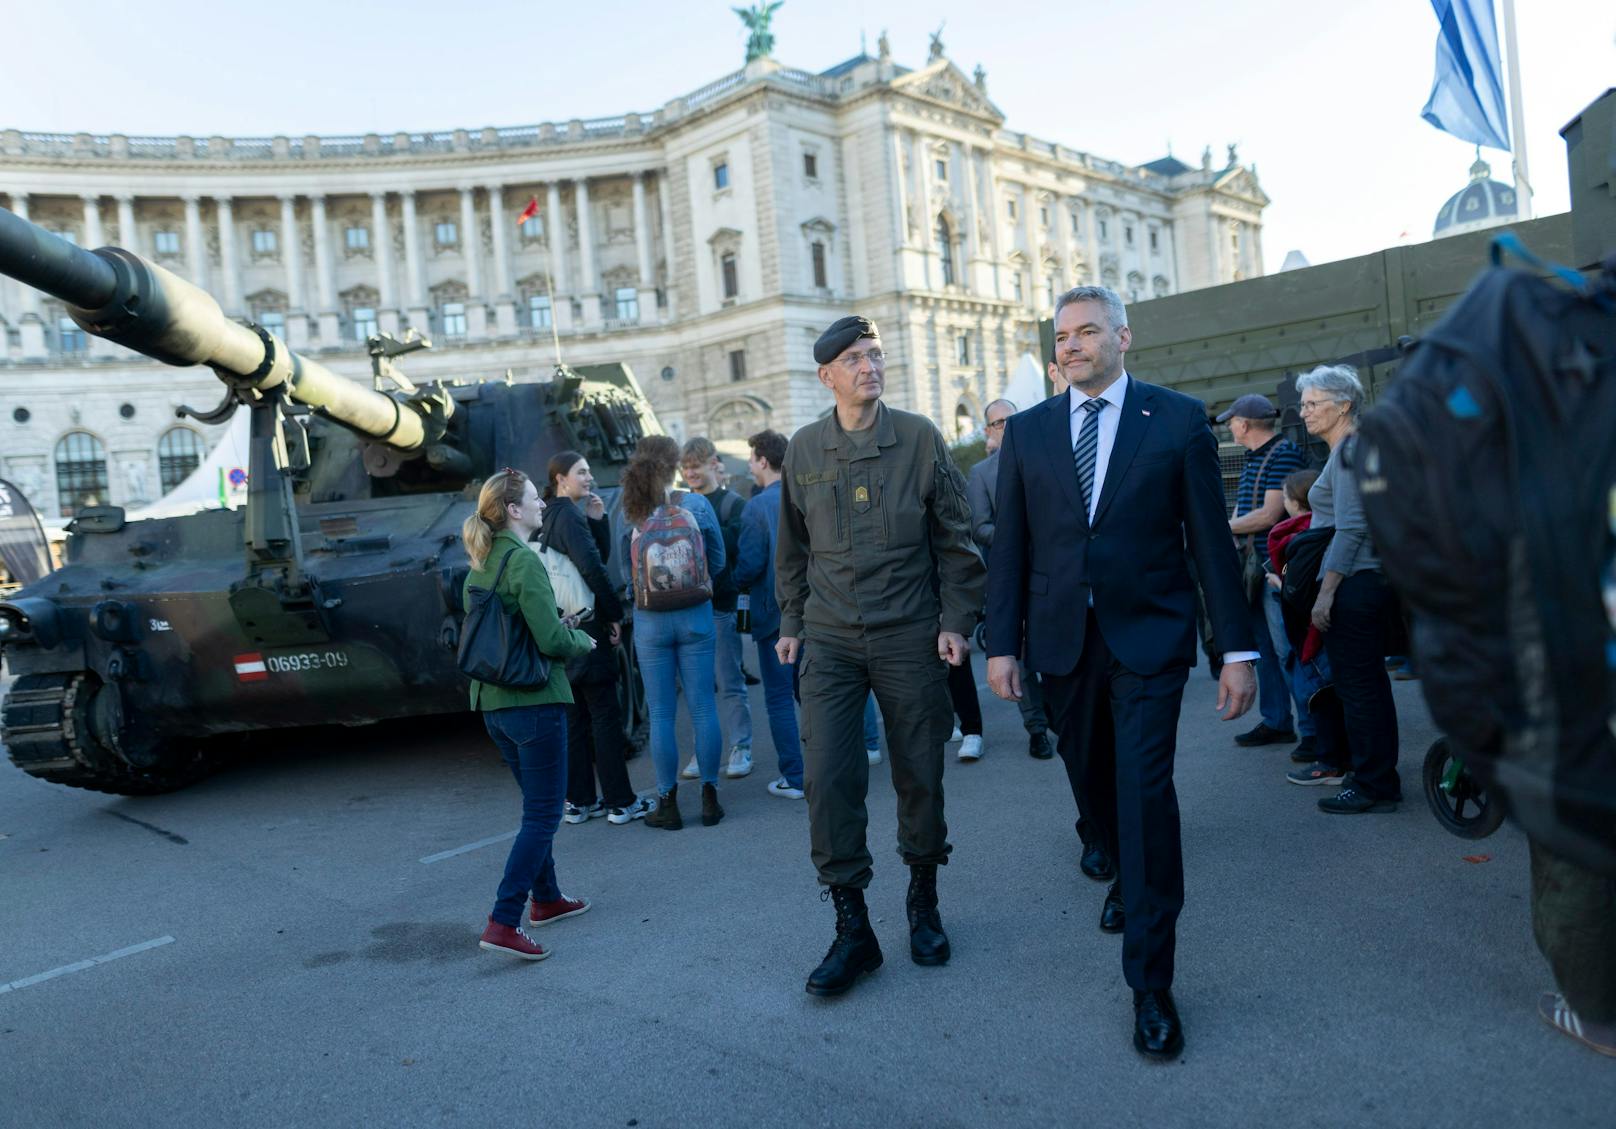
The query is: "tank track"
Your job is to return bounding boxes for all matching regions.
[1,672,205,795]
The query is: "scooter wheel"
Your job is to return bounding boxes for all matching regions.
[1422,737,1506,839]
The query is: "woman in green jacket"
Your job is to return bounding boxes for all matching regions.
[462,468,597,961]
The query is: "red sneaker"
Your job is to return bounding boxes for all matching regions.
[528,895,592,927]
[479,917,551,960]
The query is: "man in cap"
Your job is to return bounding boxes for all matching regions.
[776,315,985,998]
[1221,394,1310,756]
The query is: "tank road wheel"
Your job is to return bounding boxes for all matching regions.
[616,641,647,754]
[1421,737,1506,839]
[1,673,210,795]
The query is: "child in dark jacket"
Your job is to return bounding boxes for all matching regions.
[1267,470,1323,664]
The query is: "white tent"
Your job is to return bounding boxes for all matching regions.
[124,411,251,521]
[998,352,1048,415]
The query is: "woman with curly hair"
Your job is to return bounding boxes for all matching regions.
[620,435,727,830]
[461,468,597,960]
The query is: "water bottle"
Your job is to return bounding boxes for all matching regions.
[735,593,752,634]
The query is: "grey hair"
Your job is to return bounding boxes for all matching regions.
[1054,285,1128,329]
[1295,364,1365,419]
[983,398,1018,420]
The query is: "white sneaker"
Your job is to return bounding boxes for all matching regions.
[949,725,963,742]
[680,756,700,780]
[607,795,655,824]
[866,746,882,766]
[725,747,754,778]
[563,800,605,824]
[958,735,984,761]
[767,777,805,799]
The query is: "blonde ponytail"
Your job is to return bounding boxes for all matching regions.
[462,469,530,570]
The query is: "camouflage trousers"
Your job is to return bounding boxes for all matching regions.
[1530,837,1616,1022]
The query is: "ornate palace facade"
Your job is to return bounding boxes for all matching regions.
[0,41,1268,518]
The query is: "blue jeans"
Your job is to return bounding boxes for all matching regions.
[713,610,753,754]
[482,704,567,927]
[1263,585,1315,737]
[1250,587,1295,732]
[635,603,722,792]
[863,691,881,751]
[755,632,804,787]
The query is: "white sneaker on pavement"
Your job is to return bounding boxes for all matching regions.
[949,725,963,742]
[958,735,984,761]
[725,747,754,778]
[563,800,605,824]
[680,756,700,780]
[607,795,655,824]
[767,777,805,799]
[866,746,883,766]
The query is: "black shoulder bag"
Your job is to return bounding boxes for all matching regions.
[457,547,552,690]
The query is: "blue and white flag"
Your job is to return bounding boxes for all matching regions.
[1420,0,1511,152]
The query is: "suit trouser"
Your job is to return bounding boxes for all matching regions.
[1016,661,1049,736]
[799,621,953,889]
[1043,609,1190,990]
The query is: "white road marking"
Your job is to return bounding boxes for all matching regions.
[0,935,175,995]
[419,830,517,865]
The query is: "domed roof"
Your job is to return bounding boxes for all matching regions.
[1433,156,1519,238]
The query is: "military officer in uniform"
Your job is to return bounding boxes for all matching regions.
[776,315,986,997]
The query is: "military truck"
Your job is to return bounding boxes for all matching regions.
[0,207,656,794]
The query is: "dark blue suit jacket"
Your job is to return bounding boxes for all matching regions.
[985,377,1254,678]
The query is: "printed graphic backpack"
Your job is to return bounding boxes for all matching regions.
[630,493,712,612]
[1355,236,1616,873]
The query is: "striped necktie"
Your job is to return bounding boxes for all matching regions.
[1073,397,1106,516]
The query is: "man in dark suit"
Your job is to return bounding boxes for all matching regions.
[985,286,1257,1060]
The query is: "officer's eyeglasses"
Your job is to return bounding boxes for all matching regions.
[836,349,885,371]
[984,419,1009,431]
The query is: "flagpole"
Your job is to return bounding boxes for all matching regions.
[543,271,562,369]
[1499,0,1532,218]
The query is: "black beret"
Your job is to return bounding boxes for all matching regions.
[813,315,879,365]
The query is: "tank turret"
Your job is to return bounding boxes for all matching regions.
[0,207,656,793]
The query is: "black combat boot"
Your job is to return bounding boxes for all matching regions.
[906,864,951,966]
[643,786,682,831]
[805,886,883,997]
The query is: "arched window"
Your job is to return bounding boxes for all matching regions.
[935,217,955,287]
[157,427,204,493]
[953,401,973,440]
[54,431,108,517]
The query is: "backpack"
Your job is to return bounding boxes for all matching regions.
[630,493,712,612]
[1355,237,1616,873]
[536,515,595,620]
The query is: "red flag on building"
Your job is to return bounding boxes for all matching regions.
[515,196,539,227]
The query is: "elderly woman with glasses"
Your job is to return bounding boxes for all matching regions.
[1296,365,1402,815]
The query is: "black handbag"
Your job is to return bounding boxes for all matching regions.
[457,547,552,690]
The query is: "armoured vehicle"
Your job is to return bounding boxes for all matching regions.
[0,207,656,794]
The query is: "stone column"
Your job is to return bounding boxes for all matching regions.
[1164,220,1180,293]
[370,192,399,335]
[400,191,429,333]
[183,195,209,290]
[574,179,600,325]
[278,195,308,346]
[13,193,43,357]
[116,195,137,252]
[457,187,487,338]
[1022,186,1042,309]
[1055,194,1075,293]
[214,197,241,315]
[1083,201,1100,285]
[657,174,676,321]
[545,183,572,333]
[310,195,339,342]
[890,130,910,250]
[81,195,104,248]
[912,132,936,287]
[487,186,516,336]
[631,173,654,295]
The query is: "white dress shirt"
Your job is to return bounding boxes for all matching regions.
[1068,374,1257,668]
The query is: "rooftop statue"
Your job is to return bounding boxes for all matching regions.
[734,1,783,62]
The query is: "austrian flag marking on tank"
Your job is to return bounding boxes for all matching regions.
[233,653,269,682]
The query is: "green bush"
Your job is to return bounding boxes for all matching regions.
[949,437,988,476]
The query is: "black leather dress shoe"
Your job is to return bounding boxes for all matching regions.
[1027,732,1053,760]
[1236,722,1297,747]
[1080,842,1115,881]
[1133,989,1184,1059]
[1099,882,1125,933]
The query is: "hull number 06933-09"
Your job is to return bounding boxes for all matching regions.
[232,650,352,682]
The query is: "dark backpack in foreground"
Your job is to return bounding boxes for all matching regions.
[457,548,552,690]
[1355,242,1616,873]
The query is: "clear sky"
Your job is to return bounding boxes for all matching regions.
[4,0,1609,274]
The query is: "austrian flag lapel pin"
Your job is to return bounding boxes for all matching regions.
[1141,409,1151,416]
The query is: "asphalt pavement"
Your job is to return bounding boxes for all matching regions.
[1,665,1611,1127]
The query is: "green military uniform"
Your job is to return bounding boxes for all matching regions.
[776,401,986,889]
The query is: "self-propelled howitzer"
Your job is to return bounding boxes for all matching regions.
[0,208,657,793]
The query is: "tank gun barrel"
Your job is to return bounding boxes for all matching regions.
[0,206,427,450]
